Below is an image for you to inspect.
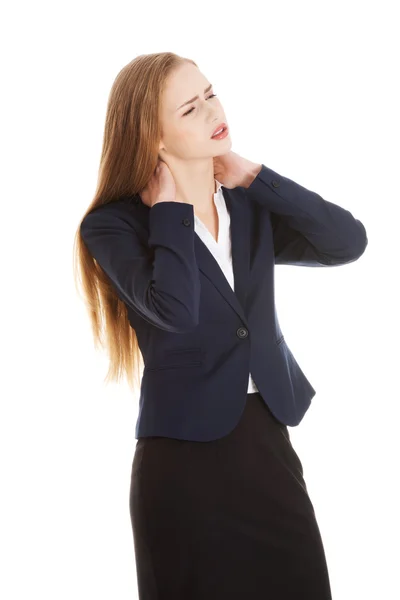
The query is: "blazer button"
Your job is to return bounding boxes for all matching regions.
[271,180,280,188]
[236,327,248,338]
[182,218,191,226]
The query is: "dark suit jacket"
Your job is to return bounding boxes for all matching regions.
[80,163,368,441]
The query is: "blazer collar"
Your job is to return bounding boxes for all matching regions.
[193,186,250,323]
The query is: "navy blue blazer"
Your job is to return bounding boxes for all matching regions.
[80,163,368,441]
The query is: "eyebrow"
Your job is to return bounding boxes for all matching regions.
[176,83,213,111]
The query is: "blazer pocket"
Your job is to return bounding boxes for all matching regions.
[275,334,285,346]
[145,347,204,371]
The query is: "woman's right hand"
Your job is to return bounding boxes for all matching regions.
[139,160,177,208]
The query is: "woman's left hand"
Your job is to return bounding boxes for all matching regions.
[213,151,262,189]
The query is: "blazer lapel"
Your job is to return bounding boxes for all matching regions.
[194,186,251,322]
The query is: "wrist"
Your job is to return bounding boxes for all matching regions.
[241,163,262,188]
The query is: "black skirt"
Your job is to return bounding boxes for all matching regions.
[129,391,332,599]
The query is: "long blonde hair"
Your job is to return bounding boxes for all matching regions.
[73,52,198,394]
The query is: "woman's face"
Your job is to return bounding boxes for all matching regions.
[158,63,231,160]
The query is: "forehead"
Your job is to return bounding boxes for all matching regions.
[163,65,210,111]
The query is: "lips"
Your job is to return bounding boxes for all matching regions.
[211,122,227,138]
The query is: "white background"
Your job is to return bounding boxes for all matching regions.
[1,0,399,598]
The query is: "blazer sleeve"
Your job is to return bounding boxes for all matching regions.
[245,164,368,267]
[80,201,200,332]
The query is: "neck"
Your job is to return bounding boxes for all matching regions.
[163,159,218,212]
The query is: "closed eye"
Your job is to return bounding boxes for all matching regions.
[183,94,217,116]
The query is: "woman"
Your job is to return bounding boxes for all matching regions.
[74,52,367,599]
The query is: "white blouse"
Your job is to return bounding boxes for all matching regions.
[194,178,259,394]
